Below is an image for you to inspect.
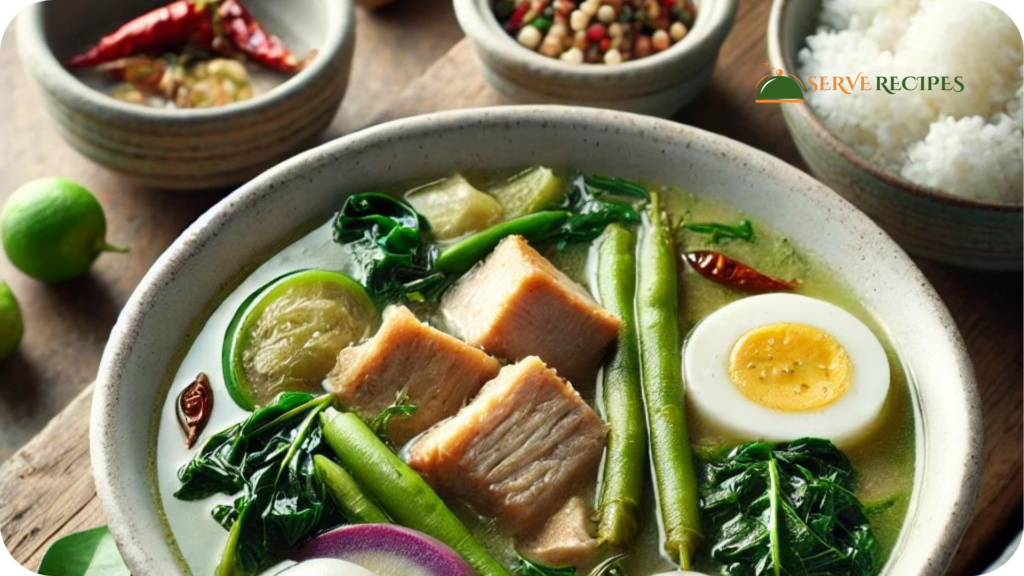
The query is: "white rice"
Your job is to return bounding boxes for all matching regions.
[798,0,1024,204]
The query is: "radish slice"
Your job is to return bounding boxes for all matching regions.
[294,524,476,576]
[277,558,378,575]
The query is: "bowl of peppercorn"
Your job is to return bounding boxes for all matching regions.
[455,0,738,116]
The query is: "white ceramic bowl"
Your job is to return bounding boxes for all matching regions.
[17,0,355,191]
[92,106,981,575]
[767,0,1023,270]
[454,0,738,117]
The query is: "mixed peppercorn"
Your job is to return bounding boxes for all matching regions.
[494,0,698,64]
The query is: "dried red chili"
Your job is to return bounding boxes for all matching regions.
[66,0,309,73]
[177,372,214,449]
[684,250,798,293]
[66,1,214,69]
[218,0,309,72]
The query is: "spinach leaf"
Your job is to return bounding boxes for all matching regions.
[332,192,446,303]
[702,438,878,576]
[175,393,340,576]
[37,526,130,576]
[683,219,756,243]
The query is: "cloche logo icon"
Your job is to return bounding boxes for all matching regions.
[756,64,805,104]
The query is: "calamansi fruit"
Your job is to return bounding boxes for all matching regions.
[1,178,126,283]
[0,281,23,359]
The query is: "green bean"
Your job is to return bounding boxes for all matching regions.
[636,192,703,568]
[313,455,391,525]
[594,224,648,548]
[319,409,511,576]
[435,211,569,275]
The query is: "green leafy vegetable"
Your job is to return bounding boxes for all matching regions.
[514,553,626,576]
[175,393,340,576]
[702,438,878,576]
[683,219,756,243]
[334,173,649,303]
[368,390,418,447]
[37,526,130,576]
[554,174,649,247]
[332,192,446,303]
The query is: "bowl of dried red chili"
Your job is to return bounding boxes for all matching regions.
[454,0,738,116]
[16,0,355,191]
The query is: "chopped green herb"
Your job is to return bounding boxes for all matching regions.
[683,219,756,243]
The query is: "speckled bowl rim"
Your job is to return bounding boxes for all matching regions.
[455,0,738,78]
[16,0,353,124]
[91,106,981,575]
[767,0,1024,212]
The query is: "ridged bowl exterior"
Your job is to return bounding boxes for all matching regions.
[17,0,355,191]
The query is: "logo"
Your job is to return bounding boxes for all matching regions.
[755,65,805,104]
[755,60,965,104]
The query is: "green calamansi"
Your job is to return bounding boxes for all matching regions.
[1,178,127,283]
[0,281,24,359]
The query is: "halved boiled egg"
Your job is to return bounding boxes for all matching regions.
[683,293,890,447]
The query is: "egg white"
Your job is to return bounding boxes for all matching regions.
[683,293,890,447]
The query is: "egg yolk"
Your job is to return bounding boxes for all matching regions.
[728,323,853,412]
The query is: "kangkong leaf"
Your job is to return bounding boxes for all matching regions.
[369,390,418,448]
[37,526,130,576]
[702,438,878,576]
[683,219,756,243]
[553,174,649,247]
[176,393,340,576]
[332,192,445,303]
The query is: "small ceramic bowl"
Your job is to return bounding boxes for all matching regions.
[92,106,980,575]
[17,0,355,191]
[454,0,738,117]
[767,0,1023,271]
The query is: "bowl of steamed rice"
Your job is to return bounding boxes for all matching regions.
[768,0,1023,270]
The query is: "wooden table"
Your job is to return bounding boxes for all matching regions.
[1,1,1020,574]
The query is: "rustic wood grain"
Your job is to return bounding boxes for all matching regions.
[0,0,1020,574]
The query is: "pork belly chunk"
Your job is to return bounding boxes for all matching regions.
[323,305,500,444]
[440,235,620,386]
[516,497,601,571]
[406,356,608,531]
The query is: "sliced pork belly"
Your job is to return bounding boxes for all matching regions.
[440,235,620,386]
[406,356,608,531]
[323,305,500,444]
[516,496,601,571]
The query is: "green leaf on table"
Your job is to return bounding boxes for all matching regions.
[37,526,130,576]
[702,438,878,576]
